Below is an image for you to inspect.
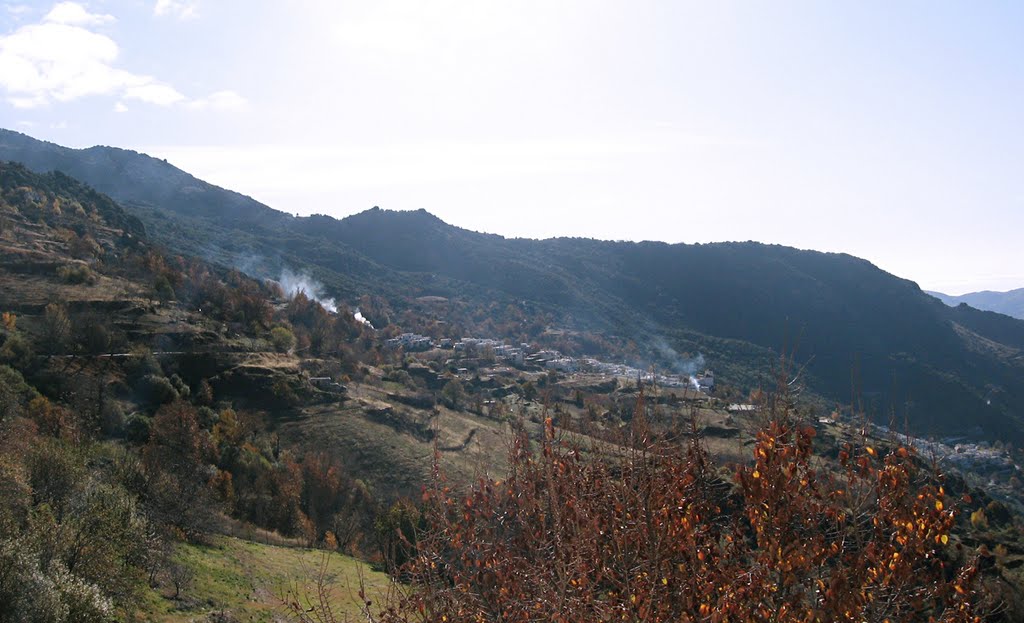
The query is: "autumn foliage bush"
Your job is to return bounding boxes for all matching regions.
[414,434,974,620]
[288,384,982,623]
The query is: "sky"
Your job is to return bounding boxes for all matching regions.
[1,1,1022,295]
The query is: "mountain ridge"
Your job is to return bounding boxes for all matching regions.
[2,128,1023,442]
[929,288,1024,321]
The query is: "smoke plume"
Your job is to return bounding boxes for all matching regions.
[353,308,375,330]
[278,268,337,313]
[650,336,705,376]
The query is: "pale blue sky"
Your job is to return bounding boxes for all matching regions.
[2,1,1022,294]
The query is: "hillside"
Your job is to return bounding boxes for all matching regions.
[326,210,1024,441]
[0,161,408,620]
[3,154,1024,621]
[2,128,1024,444]
[0,129,408,298]
[930,288,1024,321]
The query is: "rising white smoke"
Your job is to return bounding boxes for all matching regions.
[353,307,375,330]
[278,268,337,313]
[650,336,705,375]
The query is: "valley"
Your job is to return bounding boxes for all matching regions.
[1,143,1023,621]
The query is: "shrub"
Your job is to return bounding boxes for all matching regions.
[971,508,989,530]
[440,379,465,409]
[99,401,125,437]
[78,319,111,355]
[270,326,296,353]
[356,415,979,623]
[153,275,176,301]
[124,414,152,443]
[57,263,97,285]
[0,538,111,623]
[169,374,191,401]
[195,379,214,406]
[140,375,178,407]
[0,364,40,420]
[289,378,983,623]
[43,303,71,354]
[67,233,101,260]
[271,377,299,406]
[142,403,217,540]
[374,500,422,574]
[0,332,34,371]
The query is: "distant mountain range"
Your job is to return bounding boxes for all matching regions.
[3,127,1024,443]
[928,289,1024,321]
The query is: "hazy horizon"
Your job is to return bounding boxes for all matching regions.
[3,2,1022,295]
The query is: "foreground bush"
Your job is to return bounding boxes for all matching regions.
[290,402,981,623]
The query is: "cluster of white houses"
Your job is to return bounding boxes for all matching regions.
[529,351,715,392]
[384,333,714,393]
[529,350,715,392]
[384,332,434,351]
[871,424,1019,477]
[577,358,715,391]
[454,337,528,365]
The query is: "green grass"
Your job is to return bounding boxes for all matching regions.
[140,536,392,623]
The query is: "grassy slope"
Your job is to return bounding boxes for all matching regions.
[141,536,391,623]
[280,373,746,501]
[282,386,516,500]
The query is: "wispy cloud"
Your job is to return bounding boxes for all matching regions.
[124,83,184,106]
[153,0,199,20]
[0,2,238,111]
[185,89,247,112]
[4,4,33,18]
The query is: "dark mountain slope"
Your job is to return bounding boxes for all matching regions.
[0,129,281,225]
[2,128,1023,442]
[318,218,1024,440]
[929,288,1024,321]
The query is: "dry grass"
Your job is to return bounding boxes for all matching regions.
[140,536,391,623]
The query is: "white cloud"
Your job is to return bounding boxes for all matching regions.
[113,101,127,112]
[185,89,247,111]
[0,20,142,107]
[124,83,184,106]
[0,2,239,111]
[153,0,199,20]
[45,2,114,26]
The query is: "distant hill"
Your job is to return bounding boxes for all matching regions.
[3,128,1024,443]
[928,288,1024,320]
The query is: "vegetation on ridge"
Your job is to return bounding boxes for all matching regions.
[2,128,1023,444]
